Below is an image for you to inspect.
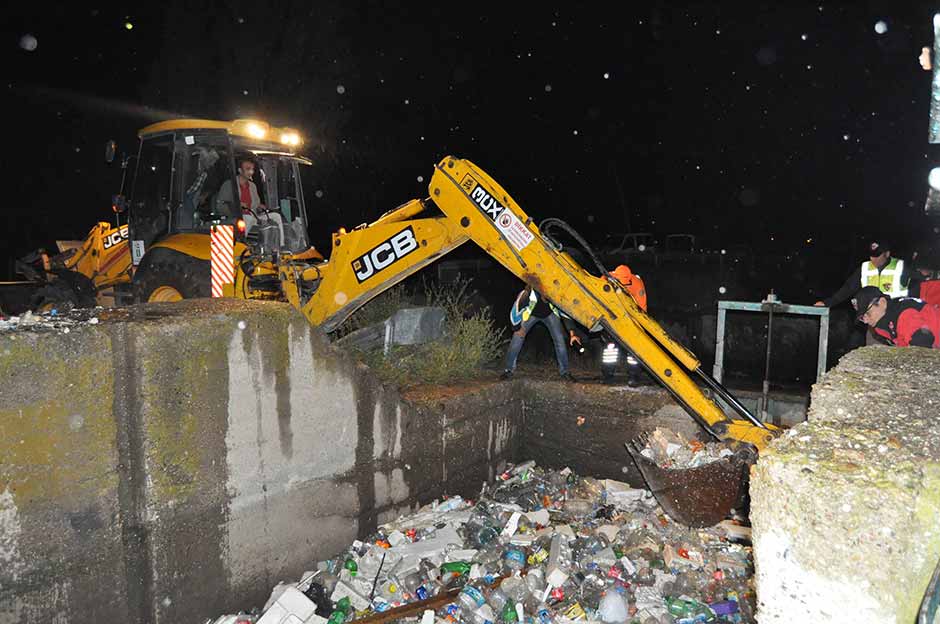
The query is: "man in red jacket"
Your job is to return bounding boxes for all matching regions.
[853,286,940,348]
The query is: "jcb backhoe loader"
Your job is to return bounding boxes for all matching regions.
[15,221,133,310]
[80,118,778,525]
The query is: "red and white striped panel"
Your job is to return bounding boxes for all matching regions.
[210,225,235,298]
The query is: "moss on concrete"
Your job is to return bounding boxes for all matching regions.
[0,330,117,505]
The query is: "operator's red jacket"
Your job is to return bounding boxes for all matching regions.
[871,297,940,348]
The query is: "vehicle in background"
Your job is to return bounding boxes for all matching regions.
[664,233,697,253]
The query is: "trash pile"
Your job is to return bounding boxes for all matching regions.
[638,429,735,470]
[0,309,101,333]
[210,461,754,624]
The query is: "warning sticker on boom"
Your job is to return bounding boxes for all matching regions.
[463,174,534,251]
[494,209,534,251]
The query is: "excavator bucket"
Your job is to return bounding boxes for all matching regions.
[625,436,754,528]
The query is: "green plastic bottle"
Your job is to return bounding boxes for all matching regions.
[441,561,472,576]
[501,600,519,623]
[327,596,352,624]
[665,596,715,622]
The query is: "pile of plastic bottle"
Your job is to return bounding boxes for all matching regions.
[638,429,735,470]
[210,461,754,624]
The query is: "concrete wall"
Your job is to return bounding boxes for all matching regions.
[520,381,706,486]
[750,346,940,623]
[0,301,522,624]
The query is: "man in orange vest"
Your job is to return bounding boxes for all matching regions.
[610,264,648,311]
[568,264,648,384]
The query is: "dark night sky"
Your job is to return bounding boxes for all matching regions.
[5,1,940,281]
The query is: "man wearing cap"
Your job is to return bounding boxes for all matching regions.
[853,286,940,348]
[815,241,910,309]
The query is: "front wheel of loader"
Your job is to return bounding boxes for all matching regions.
[31,270,97,312]
[133,248,211,303]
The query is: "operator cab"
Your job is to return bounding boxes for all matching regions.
[126,118,312,265]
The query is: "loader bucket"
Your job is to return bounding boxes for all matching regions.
[625,440,754,528]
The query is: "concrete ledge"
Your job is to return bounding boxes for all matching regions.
[751,346,940,623]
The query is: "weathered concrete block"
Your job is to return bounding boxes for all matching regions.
[0,300,527,624]
[751,346,940,623]
[0,329,127,624]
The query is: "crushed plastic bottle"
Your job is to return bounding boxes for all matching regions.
[597,588,629,623]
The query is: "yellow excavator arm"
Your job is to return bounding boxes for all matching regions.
[279,156,776,450]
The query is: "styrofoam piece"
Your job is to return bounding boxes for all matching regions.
[257,587,316,624]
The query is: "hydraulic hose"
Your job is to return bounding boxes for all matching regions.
[537,217,612,279]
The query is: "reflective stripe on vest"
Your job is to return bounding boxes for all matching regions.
[861,258,907,298]
[510,290,559,325]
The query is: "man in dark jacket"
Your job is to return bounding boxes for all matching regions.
[853,286,940,348]
[815,240,910,308]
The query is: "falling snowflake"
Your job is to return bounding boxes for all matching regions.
[842,133,850,141]
[719,286,727,294]
[124,22,133,30]
[874,20,887,35]
[315,190,324,198]
[404,99,410,104]
[19,34,37,51]
[336,85,346,94]
[603,72,610,79]
[801,34,808,41]
[242,90,248,95]
[572,129,578,135]
[544,84,552,92]
[417,175,424,183]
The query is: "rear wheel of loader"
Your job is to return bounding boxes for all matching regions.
[133,248,211,303]
[147,286,184,302]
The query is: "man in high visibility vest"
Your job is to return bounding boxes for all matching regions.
[500,286,575,381]
[815,240,910,307]
[815,240,911,345]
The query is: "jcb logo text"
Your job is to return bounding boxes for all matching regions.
[351,227,419,283]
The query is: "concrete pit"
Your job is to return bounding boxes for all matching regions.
[0,301,700,624]
[3,299,938,623]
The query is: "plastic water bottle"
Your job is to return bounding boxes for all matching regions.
[500,576,528,603]
[458,585,487,612]
[502,547,526,574]
[525,568,545,596]
[485,586,509,614]
[468,603,496,624]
